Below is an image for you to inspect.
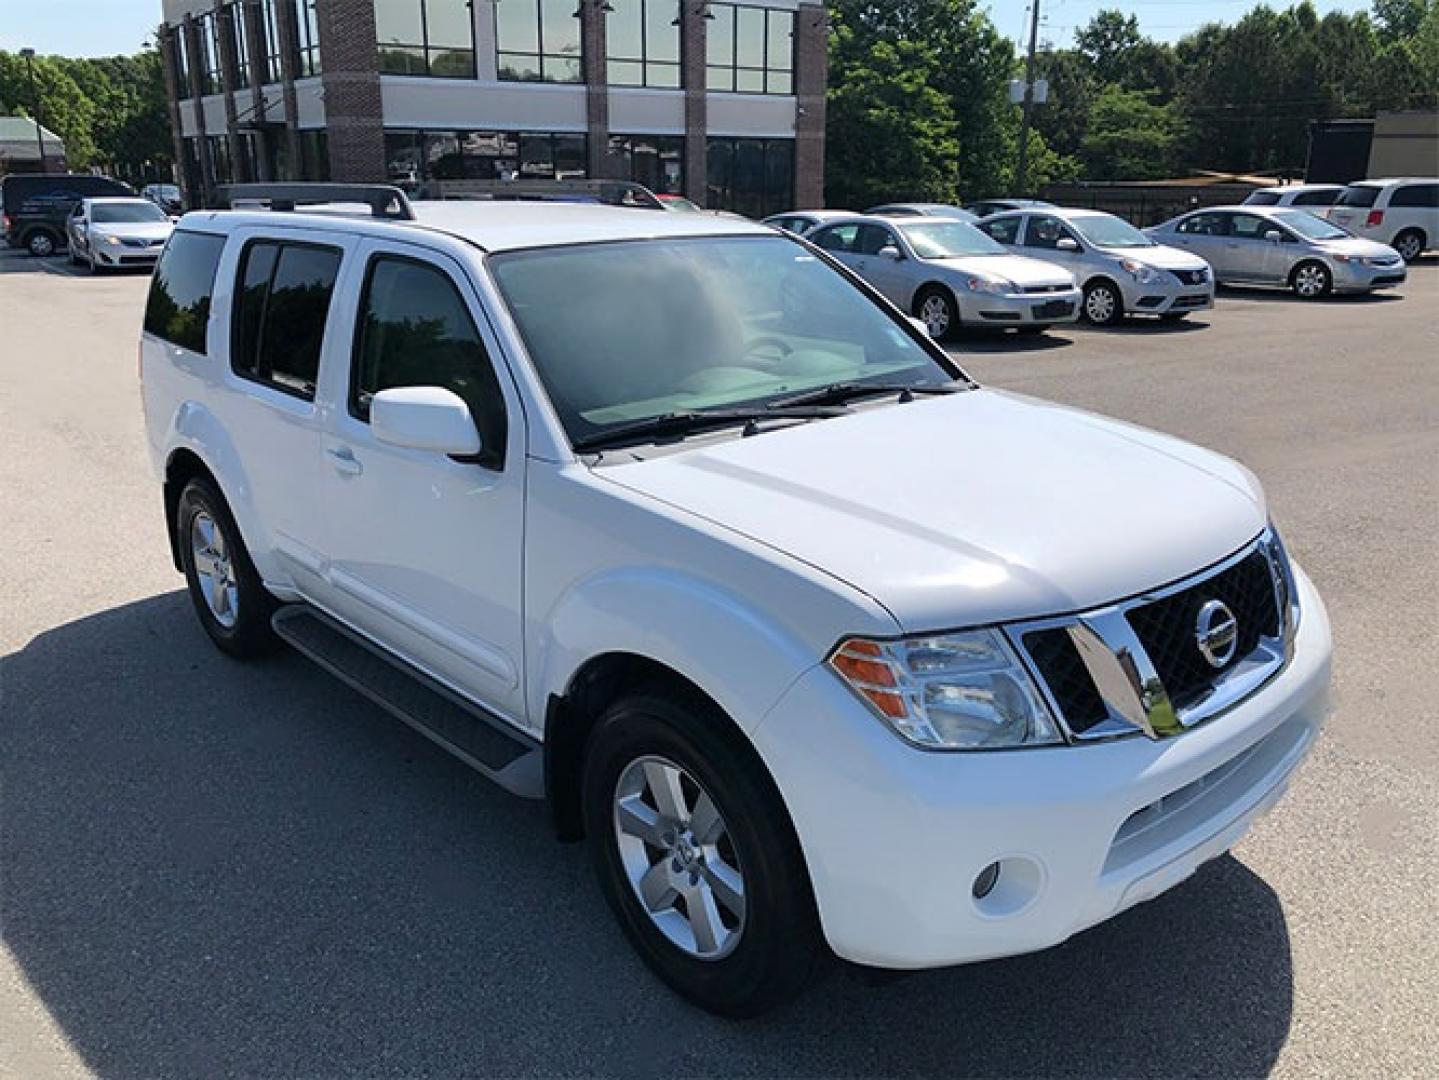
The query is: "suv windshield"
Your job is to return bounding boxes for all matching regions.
[1275,209,1348,240]
[1334,185,1380,208]
[1070,214,1155,248]
[93,202,169,224]
[490,235,961,445]
[899,221,1007,258]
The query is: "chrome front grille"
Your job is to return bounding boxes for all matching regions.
[1008,531,1297,743]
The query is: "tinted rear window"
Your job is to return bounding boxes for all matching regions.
[1293,189,1339,206]
[231,240,341,400]
[1389,183,1439,208]
[144,231,227,355]
[1245,191,1281,205]
[1335,185,1380,208]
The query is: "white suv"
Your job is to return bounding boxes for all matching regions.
[141,184,1332,1017]
[1327,178,1439,262]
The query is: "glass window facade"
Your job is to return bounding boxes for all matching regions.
[295,0,322,77]
[707,3,793,94]
[260,0,282,82]
[606,1,680,88]
[496,0,582,83]
[228,2,252,90]
[375,0,476,78]
[385,130,587,183]
[706,137,793,217]
[606,135,684,195]
[174,29,193,98]
[299,130,330,180]
[198,13,223,95]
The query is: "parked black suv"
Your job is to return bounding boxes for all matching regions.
[2,173,134,257]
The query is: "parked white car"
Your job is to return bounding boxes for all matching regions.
[1242,184,1345,210]
[808,214,1080,338]
[66,196,174,272]
[1148,206,1406,297]
[977,207,1215,325]
[141,183,1332,1018]
[1326,178,1439,262]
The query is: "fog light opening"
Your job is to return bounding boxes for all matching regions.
[970,856,1044,918]
[972,862,1001,900]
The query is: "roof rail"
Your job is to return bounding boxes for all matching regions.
[415,178,664,210]
[212,183,416,221]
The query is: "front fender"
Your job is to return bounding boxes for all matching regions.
[531,567,831,737]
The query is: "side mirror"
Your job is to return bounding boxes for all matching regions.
[1055,237,1080,252]
[371,386,481,456]
[878,244,903,260]
[1263,230,1283,243]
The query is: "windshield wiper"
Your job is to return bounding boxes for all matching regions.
[765,380,965,410]
[573,406,841,453]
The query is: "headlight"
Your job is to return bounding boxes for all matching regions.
[103,234,123,246]
[1120,259,1160,284]
[1264,526,1302,640]
[828,630,1062,750]
[964,276,1015,295]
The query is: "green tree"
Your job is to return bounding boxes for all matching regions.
[1081,86,1186,180]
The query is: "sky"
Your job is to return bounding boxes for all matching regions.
[0,0,1383,59]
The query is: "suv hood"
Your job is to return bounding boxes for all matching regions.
[598,389,1267,631]
[927,253,1074,287]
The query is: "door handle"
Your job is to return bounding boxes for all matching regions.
[326,446,363,476]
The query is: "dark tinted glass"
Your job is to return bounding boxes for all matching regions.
[1335,185,1380,208]
[232,241,280,379]
[1390,183,1439,208]
[1293,190,1339,206]
[144,231,227,354]
[353,257,507,458]
[1246,191,1281,205]
[979,216,1021,244]
[259,245,340,397]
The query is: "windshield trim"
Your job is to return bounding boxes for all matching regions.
[485,233,974,452]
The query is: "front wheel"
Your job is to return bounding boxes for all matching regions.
[914,286,958,341]
[1291,261,1332,299]
[582,687,822,1017]
[1082,280,1124,325]
[176,477,278,658]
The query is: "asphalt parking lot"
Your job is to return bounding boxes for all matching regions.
[2,246,1436,1078]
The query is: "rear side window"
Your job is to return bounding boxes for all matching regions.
[1293,189,1339,206]
[231,240,342,400]
[143,230,227,354]
[1177,212,1229,236]
[979,216,1021,244]
[811,224,858,252]
[1390,183,1439,208]
[1335,185,1380,208]
[352,255,507,465]
[1246,191,1281,205]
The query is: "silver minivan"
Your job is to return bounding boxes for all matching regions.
[978,208,1214,325]
[1148,205,1405,298]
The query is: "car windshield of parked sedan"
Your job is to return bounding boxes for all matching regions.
[491,235,962,442]
[92,202,170,224]
[1274,210,1349,241]
[899,221,1008,259]
[1070,214,1156,249]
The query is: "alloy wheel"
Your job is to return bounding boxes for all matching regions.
[1084,285,1117,323]
[190,511,239,628]
[1394,233,1422,262]
[29,233,54,257]
[919,294,951,338]
[613,755,746,960]
[1293,264,1327,298]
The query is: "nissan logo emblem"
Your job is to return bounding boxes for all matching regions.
[1195,599,1239,668]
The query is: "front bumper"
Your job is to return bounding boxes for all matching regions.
[753,565,1331,969]
[93,246,162,268]
[958,287,1082,326]
[1120,275,1214,315]
[1333,260,1406,292]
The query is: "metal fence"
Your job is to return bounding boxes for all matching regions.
[1038,182,1263,227]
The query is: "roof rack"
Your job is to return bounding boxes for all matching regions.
[212,183,416,221]
[414,178,664,210]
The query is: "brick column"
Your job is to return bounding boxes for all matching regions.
[315,0,386,181]
[680,1,708,204]
[214,0,251,181]
[160,26,191,203]
[580,0,610,179]
[274,0,304,176]
[183,17,215,203]
[793,3,828,208]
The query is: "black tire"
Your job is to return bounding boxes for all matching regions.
[1290,260,1332,300]
[913,285,959,341]
[1392,229,1425,264]
[1081,279,1124,325]
[26,230,59,258]
[582,685,822,1017]
[175,476,279,658]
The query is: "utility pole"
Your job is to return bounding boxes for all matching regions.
[19,48,48,172]
[1015,0,1041,195]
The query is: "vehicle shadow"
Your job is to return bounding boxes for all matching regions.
[0,247,150,278]
[952,329,1075,354]
[1071,315,1214,336]
[2,593,1295,1077]
[1215,283,1405,305]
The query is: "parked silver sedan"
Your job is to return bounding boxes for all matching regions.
[65,196,173,273]
[1147,205,1406,298]
[808,215,1080,338]
[761,209,856,236]
[977,207,1214,325]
